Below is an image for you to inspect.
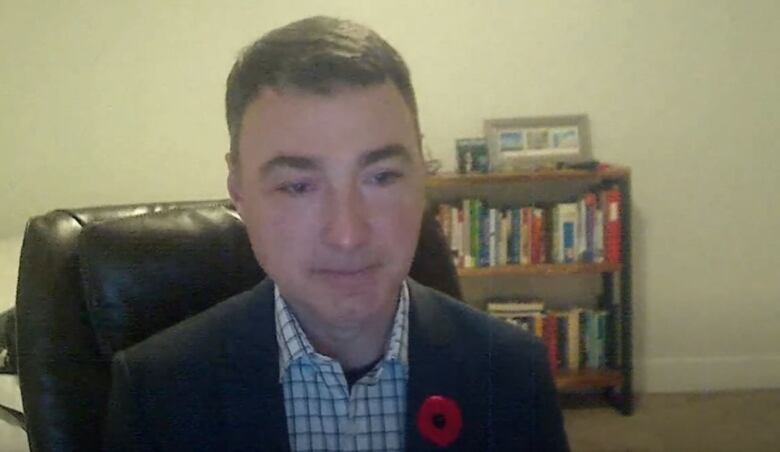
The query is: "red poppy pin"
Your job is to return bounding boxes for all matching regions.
[416,395,463,447]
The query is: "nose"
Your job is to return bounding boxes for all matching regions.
[322,184,370,251]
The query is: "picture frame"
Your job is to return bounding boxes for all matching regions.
[455,138,490,174]
[484,114,592,172]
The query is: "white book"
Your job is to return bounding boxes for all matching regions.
[462,199,471,267]
[451,206,461,265]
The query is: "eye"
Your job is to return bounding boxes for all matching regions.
[277,181,314,196]
[370,170,403,186]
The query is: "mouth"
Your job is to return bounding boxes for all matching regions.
[313,265,378,289]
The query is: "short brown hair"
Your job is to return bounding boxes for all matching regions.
[225,16,419,163]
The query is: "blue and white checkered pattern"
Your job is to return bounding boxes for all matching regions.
[275,281,410,452]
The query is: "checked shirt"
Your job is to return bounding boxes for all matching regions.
[274,281,410,452]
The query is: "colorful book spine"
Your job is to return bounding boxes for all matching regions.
[488,208,497,267]
[593,204,604,263]
[585,310,609,370]
[596,310,607,368]
[510,207,521,265]
[604,186,622,264]
[552,203,578,263]
[544,312,558,374]
[583,193,597,262]
[521,207,533,265]
[499,210,509,266]
[461,199,471,267]
[452,206,463,267]
[556,311,568,370]
[531,208,543,264]
[567,308,581,371]
[577,198,588,262]
[479,203,490,267]
[471,200,480,267]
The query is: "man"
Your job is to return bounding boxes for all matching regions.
[104,16,569,451]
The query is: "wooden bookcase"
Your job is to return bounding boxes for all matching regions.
[426,164,633,415]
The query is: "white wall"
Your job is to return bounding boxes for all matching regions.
[1,0,778,392]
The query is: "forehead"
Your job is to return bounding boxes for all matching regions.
[237,82,419,166]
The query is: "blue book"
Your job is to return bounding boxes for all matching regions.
[563,222,575,263]
[510,208,521,264]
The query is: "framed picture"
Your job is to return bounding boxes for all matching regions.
[484,115,592,171]
[455,138,489,174]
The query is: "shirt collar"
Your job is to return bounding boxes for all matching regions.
[275,279,410,382]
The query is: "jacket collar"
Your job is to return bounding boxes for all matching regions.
[220,278,291,452]
[405,278,487,451]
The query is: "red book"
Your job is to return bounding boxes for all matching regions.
[543,312,558,374]
[604,186,622,264]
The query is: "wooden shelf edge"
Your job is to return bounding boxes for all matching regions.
[555,369,623,391]
[427,165,630,188]
[457,263,621,277]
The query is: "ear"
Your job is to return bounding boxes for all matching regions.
[226,153,244,216]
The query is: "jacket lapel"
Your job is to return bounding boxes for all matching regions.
[220,279,291,452]
[405,279,488,451]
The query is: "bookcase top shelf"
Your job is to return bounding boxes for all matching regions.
[457,263,621,277]
[426,164,630,188]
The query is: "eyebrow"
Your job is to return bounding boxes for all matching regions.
[259,144,412,177]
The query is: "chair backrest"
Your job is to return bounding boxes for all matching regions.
[15,200,461,452]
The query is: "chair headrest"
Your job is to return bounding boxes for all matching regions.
[78,205,264,358]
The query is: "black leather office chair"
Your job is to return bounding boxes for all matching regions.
[15,200,461,451]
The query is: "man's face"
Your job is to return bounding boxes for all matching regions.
[228,82,426,328]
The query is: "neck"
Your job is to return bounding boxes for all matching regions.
[292,300,398,372]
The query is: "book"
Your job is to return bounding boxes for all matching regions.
[555,311,568,370]
[461,199,471,267]
[453,206,463,267]
[486,300,545,313]
[543,312,558,374]
[521,207,533,265]
[552,203,579,263]
[531,207,545,264]
[584,309,609,370]
[576,194,595,262]
[472,199,481,267]
[509,208,520,264]
[479,203,489,267]
[603,186,622,264]
[596,310,608,368]
[567,308,582,371]
[593,204,604,263]
[488,208,497,267]
[499,210,509,266]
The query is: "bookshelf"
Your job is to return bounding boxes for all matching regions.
[426,164,633,415]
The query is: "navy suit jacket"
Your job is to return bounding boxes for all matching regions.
[103,278,569,451]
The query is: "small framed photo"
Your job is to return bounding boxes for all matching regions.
[455,138,489,174]
[484,115,592,171]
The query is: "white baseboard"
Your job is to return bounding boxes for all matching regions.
[635,355,780,393]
